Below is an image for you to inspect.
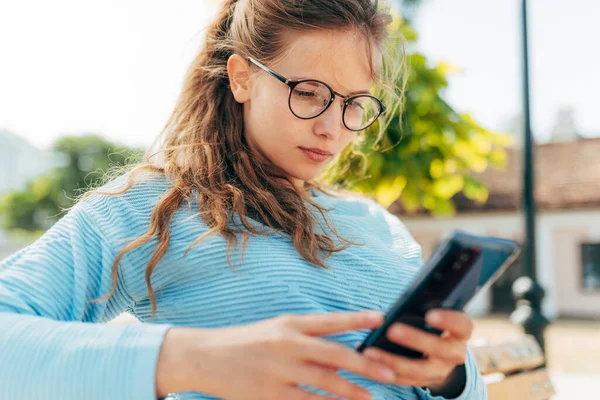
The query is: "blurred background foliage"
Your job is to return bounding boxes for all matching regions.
[0,135,143,235]
[321,16,511,216]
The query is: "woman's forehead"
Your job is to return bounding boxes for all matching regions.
[274,30,379,94]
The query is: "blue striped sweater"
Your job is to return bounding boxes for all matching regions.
[0,172,487,399]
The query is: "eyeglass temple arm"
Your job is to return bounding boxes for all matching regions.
[247,56,387,114]
[247,56,289,85]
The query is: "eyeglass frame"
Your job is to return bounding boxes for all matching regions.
[246,56,387,132]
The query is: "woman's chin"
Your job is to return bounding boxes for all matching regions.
[285,166,324,183]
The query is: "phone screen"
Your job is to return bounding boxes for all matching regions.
[356,231,519,357]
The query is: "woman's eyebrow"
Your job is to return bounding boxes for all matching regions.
[345,89,371,96]
[288,75,371,96]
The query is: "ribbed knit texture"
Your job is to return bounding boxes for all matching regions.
[0,172,486,399]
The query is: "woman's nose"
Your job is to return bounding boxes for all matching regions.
[314,99,344,139]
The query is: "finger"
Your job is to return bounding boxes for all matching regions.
[287,311,384,336]
[285,363,373,400]
[295,336,397,384]
[425,309,474,340]
[386,323,466,365]
[362,347,453,387]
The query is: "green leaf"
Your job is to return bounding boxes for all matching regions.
[431,198,456,217]
[432,175,464,200]
[463,177,489,203]
[375,175,407,208]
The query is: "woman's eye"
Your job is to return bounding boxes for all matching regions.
[293,90,316,97]
[348,100,364,110]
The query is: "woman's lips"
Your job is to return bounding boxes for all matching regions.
[299,147,332,162]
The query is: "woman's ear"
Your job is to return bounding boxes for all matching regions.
[227,54,252,103]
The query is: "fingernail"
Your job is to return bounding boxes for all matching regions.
[364,349,381,360]
[427,312,443,324]
[391,325,405,338]
[378,367,396,382]
[366,311,382,322]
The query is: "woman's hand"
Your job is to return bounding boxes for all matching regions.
[362,309,473,392]
[156,310,402,400]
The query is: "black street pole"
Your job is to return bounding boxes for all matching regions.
[521,0,536,281]
[510,0,550,356]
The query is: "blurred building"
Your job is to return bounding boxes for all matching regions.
[0,129,52,255]
[0,232,27,260]
[393,129,600,320]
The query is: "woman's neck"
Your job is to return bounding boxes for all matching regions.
[285,177,314,200]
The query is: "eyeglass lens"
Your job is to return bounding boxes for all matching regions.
[289,80,381,131]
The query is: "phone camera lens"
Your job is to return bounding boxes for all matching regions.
[459,252,471,263]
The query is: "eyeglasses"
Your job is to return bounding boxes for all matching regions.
[247,56,386,132]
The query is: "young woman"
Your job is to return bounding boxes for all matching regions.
[0,0,486,399]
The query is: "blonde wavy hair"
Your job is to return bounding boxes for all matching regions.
[84,0,407,320]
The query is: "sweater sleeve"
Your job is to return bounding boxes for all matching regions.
[0,200,173,399]
[413,345,488,399]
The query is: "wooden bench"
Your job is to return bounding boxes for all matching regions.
[472,334,556,400]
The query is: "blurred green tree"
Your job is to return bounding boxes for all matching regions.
[321,19,511,216]
[0,134,143,231]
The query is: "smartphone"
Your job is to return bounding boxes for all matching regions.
[356,230,520,358]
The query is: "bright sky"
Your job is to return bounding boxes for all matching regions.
[0,0,598,150]
[414,0,600,142]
